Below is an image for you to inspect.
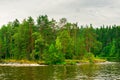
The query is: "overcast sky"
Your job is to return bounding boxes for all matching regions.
[0,0,120,27]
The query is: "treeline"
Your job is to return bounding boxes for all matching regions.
[0,15,119,64]
[96,25,120,61]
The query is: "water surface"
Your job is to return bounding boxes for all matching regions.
[0,63,120,80]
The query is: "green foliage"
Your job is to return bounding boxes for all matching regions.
[84,53,95,63]
[0,15,119,64]
[55,37,62,50]
[43,44,65,64]
[32,32,44,60]
[57,30,74,59]
[109,40,116,57]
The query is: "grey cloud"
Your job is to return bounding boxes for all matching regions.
[0,0,120,27]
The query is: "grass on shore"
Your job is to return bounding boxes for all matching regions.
[65,58,106,65]
[0,58,106,65]
[0,59,37,64]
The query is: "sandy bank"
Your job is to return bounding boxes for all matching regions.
[95,61,117,64]
[0,61,117,67]
[0,63,47,67]
[76,61,117,65]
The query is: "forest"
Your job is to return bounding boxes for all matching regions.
[0,15,120,64]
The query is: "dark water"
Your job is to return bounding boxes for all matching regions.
[0,63,120,80]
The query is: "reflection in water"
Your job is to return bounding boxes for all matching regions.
[0,63,120,80]
[77,64,99,80]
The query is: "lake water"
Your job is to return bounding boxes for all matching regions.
[0,63,120,80]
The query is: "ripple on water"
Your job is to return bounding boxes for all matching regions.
[0,63,119,80]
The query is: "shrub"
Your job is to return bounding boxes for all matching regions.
[43,44,65,65]
[84,52,95,63]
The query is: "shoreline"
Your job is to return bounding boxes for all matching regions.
[77,61,117,65]
[0,63,47,67]
[0,61,117,67]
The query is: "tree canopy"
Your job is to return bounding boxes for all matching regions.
[0,15,119,64]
